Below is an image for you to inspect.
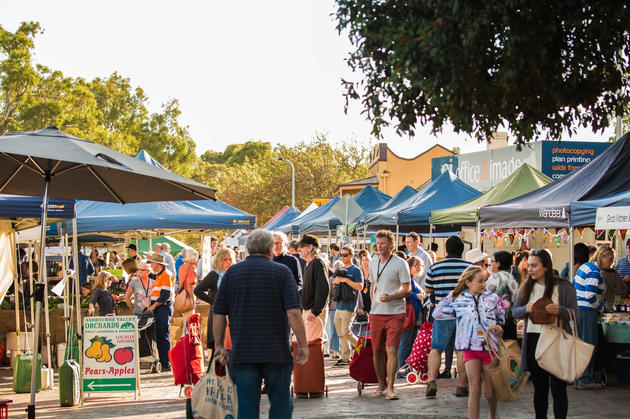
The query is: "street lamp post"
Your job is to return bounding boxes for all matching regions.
[274,157,295,208]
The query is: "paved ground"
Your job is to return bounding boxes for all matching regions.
[1,358,629,418]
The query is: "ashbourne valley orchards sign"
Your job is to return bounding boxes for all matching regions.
[83,316,139,397]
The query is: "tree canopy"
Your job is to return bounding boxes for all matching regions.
[335,1,630,147]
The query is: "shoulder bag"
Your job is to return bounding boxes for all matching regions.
[173,264,195,313]
[190,357,238,419]
[484,325,530,402]
[534,309,594,383]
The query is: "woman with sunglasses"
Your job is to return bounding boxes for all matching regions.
[124,259,154,318]
[513,249,578,419]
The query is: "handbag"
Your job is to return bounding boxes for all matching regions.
[534,309,595,383]
[174,287,195,312]
[403,300,416,330]
[190,357,238,419]
[174,265,195,313]
[484,325,530,402]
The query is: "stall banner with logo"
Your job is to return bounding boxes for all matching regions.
[82,316,139,396]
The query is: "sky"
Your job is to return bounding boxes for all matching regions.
[1,0,617,159]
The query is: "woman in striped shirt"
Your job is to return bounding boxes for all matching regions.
[572,245,608,389]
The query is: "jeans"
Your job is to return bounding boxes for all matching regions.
[326,309,340,353]
[154,303,173,368]
[527,333,568,419]
[577,309,599,384]
[398,325,419,369]
[334,309,357,362]
[230,362,293,419]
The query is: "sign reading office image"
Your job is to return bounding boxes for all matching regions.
[432,141,610,192]
[431,145,539,191]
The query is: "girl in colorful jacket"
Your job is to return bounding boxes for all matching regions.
[433,265,505,419]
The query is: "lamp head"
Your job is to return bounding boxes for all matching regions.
[274,157,284,162]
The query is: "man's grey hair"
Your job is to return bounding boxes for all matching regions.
[272,230,288,245]
[160,242,171,251]
[246,229,274,255]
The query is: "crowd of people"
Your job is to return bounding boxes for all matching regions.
[69,228,630,419]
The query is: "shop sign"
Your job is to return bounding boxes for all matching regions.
[541,141,611,180]
[595,206,630,230]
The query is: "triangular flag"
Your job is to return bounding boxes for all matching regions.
[620,229,628,239]
[576,227,585,237]
[608,230,616,241]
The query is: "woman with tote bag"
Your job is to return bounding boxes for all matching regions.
[513,249,578,419]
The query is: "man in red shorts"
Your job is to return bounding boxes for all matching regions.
[369,230,411,400]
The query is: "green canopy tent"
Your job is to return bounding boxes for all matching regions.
[430,163,553,227]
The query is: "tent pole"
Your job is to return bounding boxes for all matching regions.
[429,224,434,248]
[476,220,481,250]
[14,243,21,355]
[568,226,574,279]
[28,242,34,328]
[396,225,399,250]
[72,215,83,405]
[29,172,50,418]
[62,232,69,345]
[328,230,332,254]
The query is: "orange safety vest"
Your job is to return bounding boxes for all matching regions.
[150,268,175,302]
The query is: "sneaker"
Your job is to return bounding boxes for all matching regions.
[455,386,469,397]
[438,370,452,379]
[425,380,437,398]
[334,359,350,367]
[577,382,603,390]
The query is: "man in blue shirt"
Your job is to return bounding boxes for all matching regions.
[272,231,303,294]
[332,244,363,366]
[69,249,94,285]
[213,229,308,418]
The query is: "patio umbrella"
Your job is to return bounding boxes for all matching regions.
[0,126,216,417]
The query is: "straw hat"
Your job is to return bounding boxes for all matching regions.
[465,248,488,264]
[146,252,167,265]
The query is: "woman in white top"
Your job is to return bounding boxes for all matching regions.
[513,249,578,419]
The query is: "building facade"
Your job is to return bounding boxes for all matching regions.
[336,143,453,196]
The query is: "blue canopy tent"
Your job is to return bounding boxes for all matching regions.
[0,194,75,230]
[276,196,341,235]
[360,171,481,233]
[357,185,417,228]
[570,190,630,227]
[353,185,391,214]
[63,198,256,235]
[261,206,301,231]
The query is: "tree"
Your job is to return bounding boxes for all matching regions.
[335,1,630,148]
[0,22,42,134]
[198,136,373,224]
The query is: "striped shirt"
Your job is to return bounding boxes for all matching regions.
[572,262,604,312]
[150,268,174,304]
[615,256,630,277]
[425,257,472,319]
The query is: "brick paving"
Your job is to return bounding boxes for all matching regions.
[1,359,629,418]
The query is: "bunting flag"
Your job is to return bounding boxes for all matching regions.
[576,227,585,237]
[518,236,523,248]
[608,229,616,241]
[621,229,628,240]
[554,235,562,247]
[509,234,515,245]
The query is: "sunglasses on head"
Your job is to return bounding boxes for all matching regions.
[530,249,545,256]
